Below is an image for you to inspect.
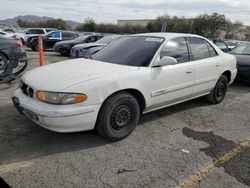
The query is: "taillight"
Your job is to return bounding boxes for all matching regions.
[15,41,22,47]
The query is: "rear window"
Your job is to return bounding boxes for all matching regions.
[206,42,218,57]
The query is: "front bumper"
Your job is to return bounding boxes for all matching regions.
[13,88,101,133]
[70,48,79,58]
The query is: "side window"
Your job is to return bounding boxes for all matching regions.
[160,37,189,63]
[62,32,76,39]
[62,32,69,39]
[187,38,210,60]
[206,42,218,57]
[87,36,97,42]
[49,32,62,40]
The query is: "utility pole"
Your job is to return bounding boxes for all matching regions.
[161,18,168,32]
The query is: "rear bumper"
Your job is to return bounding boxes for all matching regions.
[236,66,250,83]
[13,88,101,133]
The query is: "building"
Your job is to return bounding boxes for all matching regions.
[117,19,155,27]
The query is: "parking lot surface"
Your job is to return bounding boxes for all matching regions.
[0,48,250,188]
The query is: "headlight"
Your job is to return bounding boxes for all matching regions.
[36,91,87,105]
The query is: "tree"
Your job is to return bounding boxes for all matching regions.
[16,19,70,30]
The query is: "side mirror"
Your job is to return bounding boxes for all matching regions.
[153,56,178,67]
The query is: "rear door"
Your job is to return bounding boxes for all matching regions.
[149,37,195,110]
[187,37,223,96]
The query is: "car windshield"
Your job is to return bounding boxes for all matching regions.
[225,41,238,46]
[91,36,164,67]
[96,35,121,44]
[231,43,250,55]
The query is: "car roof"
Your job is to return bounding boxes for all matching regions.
[132,32,205,40]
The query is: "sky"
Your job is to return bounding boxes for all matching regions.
[0,0,250,25]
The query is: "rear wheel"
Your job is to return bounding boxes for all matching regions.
[206,75,229,104]
[0,52,9,76]
[96,92,140,141]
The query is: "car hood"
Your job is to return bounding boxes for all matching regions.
[72,43,106,50]
[232,54,250,66]
[22,59,139,91]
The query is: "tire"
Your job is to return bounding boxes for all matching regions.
[206,75,229,104]
[96,92,140,141]
[0,52,9,76]
[60,52,68,56]
[21,38,25,45]
[12,61,28,76]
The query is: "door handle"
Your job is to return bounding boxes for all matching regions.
[186,69,193,74]
[216,64,221,67]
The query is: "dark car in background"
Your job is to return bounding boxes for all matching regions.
[70,35,121,58]
[54,34,103,56]
[0,35,28,80]
[230,42,250,85]
[224,40,240,50]
[26,31,79,51]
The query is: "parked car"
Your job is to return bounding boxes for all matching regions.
[212,40,230,52]
[0,35,28,79]
[0,30,16,39]
[70,35,121,58]
[54,34,103,56]
[14,28,57,44]
[13,33,237,141]
[230,42,250,85]
[2,28,16,33]
[224,40,240,50]
[26,31,79,51]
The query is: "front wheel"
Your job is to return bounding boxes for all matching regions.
[0,52,9,76]
[96,92,140,141]
[206,75,229,104]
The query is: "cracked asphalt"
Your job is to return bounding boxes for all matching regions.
[0,48,250,188]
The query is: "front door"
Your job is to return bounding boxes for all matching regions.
[149,37,195,111]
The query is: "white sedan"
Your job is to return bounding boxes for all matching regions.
[13,33,237,141]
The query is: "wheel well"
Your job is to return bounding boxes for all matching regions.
[222,70,231,83]
[0,51,9,60]
[106,89,146,113]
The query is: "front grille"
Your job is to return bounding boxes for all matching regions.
[20,82,34,98]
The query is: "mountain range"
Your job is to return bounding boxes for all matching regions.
[0,15,79,28]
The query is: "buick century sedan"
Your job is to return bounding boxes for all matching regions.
[13,33,237,141]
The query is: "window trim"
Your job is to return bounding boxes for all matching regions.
[205,41,218,57]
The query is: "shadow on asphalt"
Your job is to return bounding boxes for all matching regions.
[0,104,109,165]
[182,127,250,186]
[140,97,207,124]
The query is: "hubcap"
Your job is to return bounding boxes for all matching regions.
[0,55,8,75]
[0,57,5,69]
[111,105,131,130]
[216,82,226,100]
